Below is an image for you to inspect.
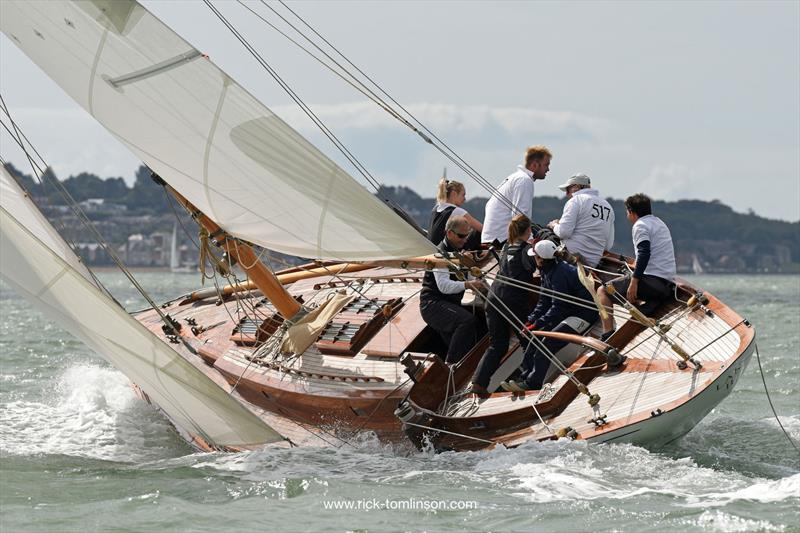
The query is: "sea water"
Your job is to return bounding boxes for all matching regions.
[1,273,798,532]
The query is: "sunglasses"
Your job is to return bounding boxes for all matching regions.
[451,231,470,239]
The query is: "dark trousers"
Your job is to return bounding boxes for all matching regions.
[611,275,674,316]
[519,323,577,390]
[420,299,478,364]
[472,300,527,388]
[519,308,599,389]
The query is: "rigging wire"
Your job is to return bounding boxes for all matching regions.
[0,97,194,345]
[754,344,800,455]
[0,104,226,445]
[203,0,386,196]
[0,119,107,295]
[267,0,522,216]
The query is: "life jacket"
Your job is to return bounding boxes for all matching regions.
[420,238,463,306]
[428,205,456,244]
[490,241,535,307]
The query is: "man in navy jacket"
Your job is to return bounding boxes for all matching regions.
[503,240,599,391]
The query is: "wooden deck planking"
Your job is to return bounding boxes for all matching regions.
[362,295,426,357]
[624,310,740,363]
[226,347,407,384]
[529,370,702,440]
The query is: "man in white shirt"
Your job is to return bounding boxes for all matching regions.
[597,193,676,340]
[481,145,552,245]
[547,173,615,267]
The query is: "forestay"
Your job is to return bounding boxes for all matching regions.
[0,0,434,260]
[0,167,284,447]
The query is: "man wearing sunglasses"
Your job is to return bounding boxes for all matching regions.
[420,216,486,364]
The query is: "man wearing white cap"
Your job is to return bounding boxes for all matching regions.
[547,173,615,267]
[501,239,600,392]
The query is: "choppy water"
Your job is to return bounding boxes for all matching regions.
[1,273,798,532]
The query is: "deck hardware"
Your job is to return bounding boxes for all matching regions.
[687,292,710,308]
[161,314,182,335]
[588,414,608,427]
[555,426,578,440]
[394,401,414,422]
[604,348,625,368]
[185,317,197,326]
[400,353,422,382]
[650,408,663,417]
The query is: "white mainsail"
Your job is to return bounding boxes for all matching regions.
[0,0,434,260]
[0,166,284,448]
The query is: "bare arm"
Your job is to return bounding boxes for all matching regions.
[463,212,483,232]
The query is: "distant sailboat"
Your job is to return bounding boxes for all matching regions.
[692,254,704,275]
[169,221,193,273]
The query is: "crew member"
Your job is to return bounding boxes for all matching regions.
[547,173,615,267]
[597,193,676,340]
[503,239,599,392]
[481,145,552,246]
[467,215,536,395]
[429,178,482,249]
[420,216,485,364]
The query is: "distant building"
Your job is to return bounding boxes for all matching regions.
[77,198,127,215]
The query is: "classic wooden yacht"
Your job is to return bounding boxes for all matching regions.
[0,0,755,453]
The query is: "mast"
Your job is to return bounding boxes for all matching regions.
[156,176,302,320]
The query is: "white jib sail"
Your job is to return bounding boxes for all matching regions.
[0,167,284,448]
[0,0,435,261]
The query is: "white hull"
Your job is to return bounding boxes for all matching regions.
[589,338,755,447]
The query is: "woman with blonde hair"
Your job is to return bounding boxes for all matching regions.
[467,214,535,395]
[428,178,482,247]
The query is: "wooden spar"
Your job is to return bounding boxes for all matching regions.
[529,330,612,353]
[181,263,374,303]
[162,182,301,320]
[181,256,470,303]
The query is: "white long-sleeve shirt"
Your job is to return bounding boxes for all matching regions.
[433,269,468,294]
[632,215,676,281]
[552,188,615,267]
[481,165,535,244]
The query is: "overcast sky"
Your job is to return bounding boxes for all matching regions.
[1,0,798,221]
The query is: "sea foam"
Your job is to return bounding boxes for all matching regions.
[0,363,177,461]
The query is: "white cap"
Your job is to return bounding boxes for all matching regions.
[533,240,557,259]
[557,172,591,191]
